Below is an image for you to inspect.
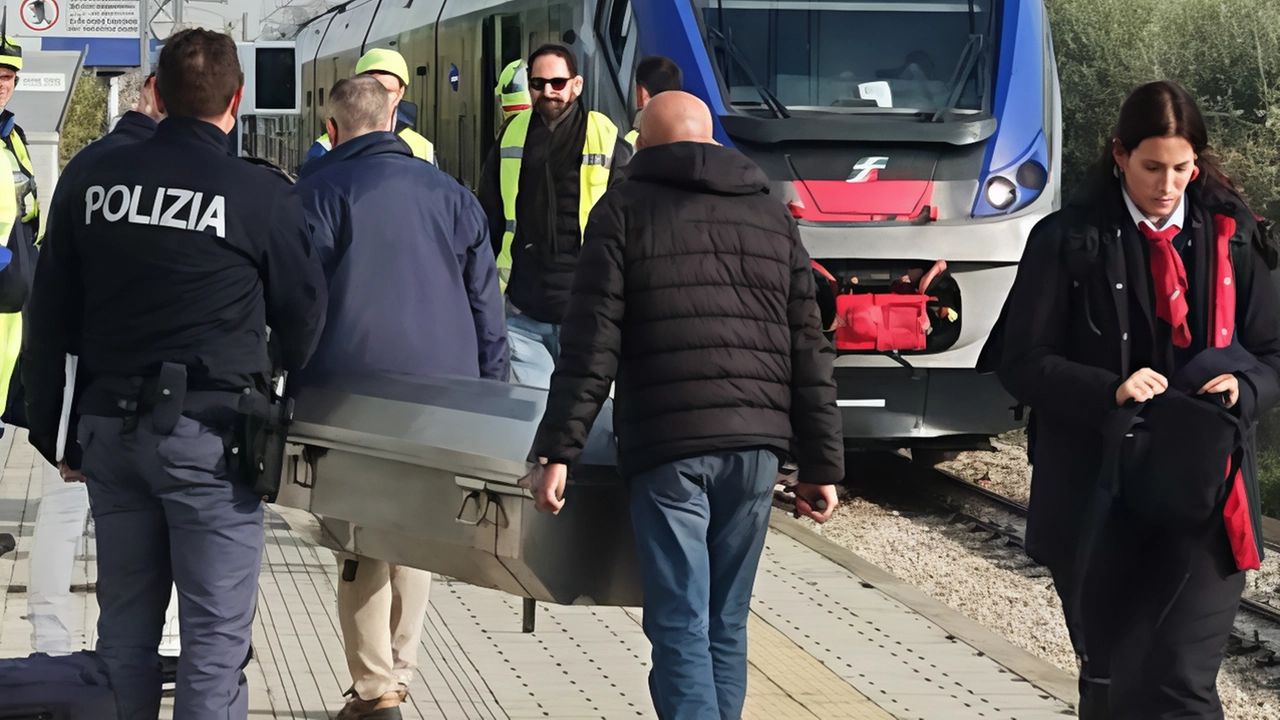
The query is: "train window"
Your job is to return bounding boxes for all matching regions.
[600,0,632,70]
[255,47,297,111]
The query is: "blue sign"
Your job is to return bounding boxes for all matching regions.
[449,63,459,91]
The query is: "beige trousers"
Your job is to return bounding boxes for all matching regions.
[336,552,433,700]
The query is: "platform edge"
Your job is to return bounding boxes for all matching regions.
[767,509,1079,708]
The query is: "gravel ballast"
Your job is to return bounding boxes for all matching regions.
[802,435,1280,719]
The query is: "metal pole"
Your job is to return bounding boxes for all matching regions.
[106,76,119,130]
[173,0,182,28]
[242,11,248,41]
[522,598,537,633]
[139,0,150,74]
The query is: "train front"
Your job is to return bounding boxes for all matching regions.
[636,0,1061,451]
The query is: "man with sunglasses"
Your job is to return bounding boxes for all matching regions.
[304,48,434,166]
[478,43,631,389]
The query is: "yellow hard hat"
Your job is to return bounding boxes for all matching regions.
[355,48,409,87]
[496,59,530,119]
[0,37,22,72]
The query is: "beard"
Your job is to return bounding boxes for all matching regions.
[535,96,570,121]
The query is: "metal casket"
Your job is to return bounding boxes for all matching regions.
[271,374,642,607]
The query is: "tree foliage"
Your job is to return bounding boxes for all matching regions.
[59,71,108,169]
[1047,0,1280,218]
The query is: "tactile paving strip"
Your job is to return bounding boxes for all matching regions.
[431,579,656,718]
[750,533,1073,720]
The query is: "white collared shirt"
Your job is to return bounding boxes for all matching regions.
[1122,185,1186,235]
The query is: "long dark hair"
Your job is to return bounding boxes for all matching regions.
[1097,80,1232,188]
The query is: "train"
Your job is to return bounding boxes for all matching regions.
[237,0,1063,456]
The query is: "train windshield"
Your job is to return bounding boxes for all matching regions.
[694,0,997,118]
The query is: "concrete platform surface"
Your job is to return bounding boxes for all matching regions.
[0,428,1076,719]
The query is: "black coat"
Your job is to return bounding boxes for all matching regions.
[477,103,632,324]
[980,170,1280,568]
[23,117,328,467]
[531,142,844,483]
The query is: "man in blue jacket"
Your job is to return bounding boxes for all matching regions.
[294,75,508,720]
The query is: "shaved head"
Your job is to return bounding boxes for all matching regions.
[636,91,715,149]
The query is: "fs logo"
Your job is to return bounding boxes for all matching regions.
[847,156,889,183]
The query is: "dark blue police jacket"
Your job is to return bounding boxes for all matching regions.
[294,131,510,384]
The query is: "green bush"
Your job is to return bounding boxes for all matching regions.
[1047,0,1280,515]
[1047,0,1280,215]
[59,71,107,169]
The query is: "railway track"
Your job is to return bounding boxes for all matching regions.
[868,452,1280,641]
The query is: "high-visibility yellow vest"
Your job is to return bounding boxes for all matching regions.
[496,109,618,289]
[0,150,24,416]
[4,130,35,226]
[624,129,638,147]
[314,126,435,164]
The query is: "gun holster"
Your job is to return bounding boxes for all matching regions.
[226,387,293,503]
[151,363,188,436]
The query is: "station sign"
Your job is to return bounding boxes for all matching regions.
[6,0,142,67]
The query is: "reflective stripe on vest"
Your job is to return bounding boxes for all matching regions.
[496,109,618,290]
[312,129,434,165]
[6,132,35,224]
[0,149,20,415]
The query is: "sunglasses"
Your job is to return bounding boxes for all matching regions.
[529,77,571,92]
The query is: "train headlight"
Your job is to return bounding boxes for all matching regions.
[984,176,1017,211]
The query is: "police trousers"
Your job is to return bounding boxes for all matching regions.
[80,413,263,720]
[1056,507,1245,720]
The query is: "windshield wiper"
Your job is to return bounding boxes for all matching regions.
[930,34,983,123]
[931,0,990,123]
[707,27,791,119]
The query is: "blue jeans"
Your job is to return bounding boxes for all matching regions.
[506,310,560,389]
[629,449,779,720]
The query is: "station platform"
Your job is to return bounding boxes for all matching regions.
[0,428,1079,719]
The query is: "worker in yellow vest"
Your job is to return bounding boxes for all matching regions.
[0,37,37,246]
[0,148,21,420]
[477,44,631,389]
[0,33,36,430]
[495,59,531,123]
[627,56,683,147]
[304,48,434,165]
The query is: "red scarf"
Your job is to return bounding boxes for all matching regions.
[1138,223,1192,348]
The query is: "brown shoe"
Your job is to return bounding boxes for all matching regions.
[335,690,404,720]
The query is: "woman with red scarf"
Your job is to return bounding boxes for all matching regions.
[982,81,1280,719]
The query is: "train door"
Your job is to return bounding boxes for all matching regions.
[594,0,638,126]
[480,13,523,159]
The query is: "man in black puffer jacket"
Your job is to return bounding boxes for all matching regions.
[523,91,843,720]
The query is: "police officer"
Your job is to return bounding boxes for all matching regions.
[305,48,434,165]
[22,28,327,720]
[627,56,682,146]
[477,43,630,388]
[495,59,531,124]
